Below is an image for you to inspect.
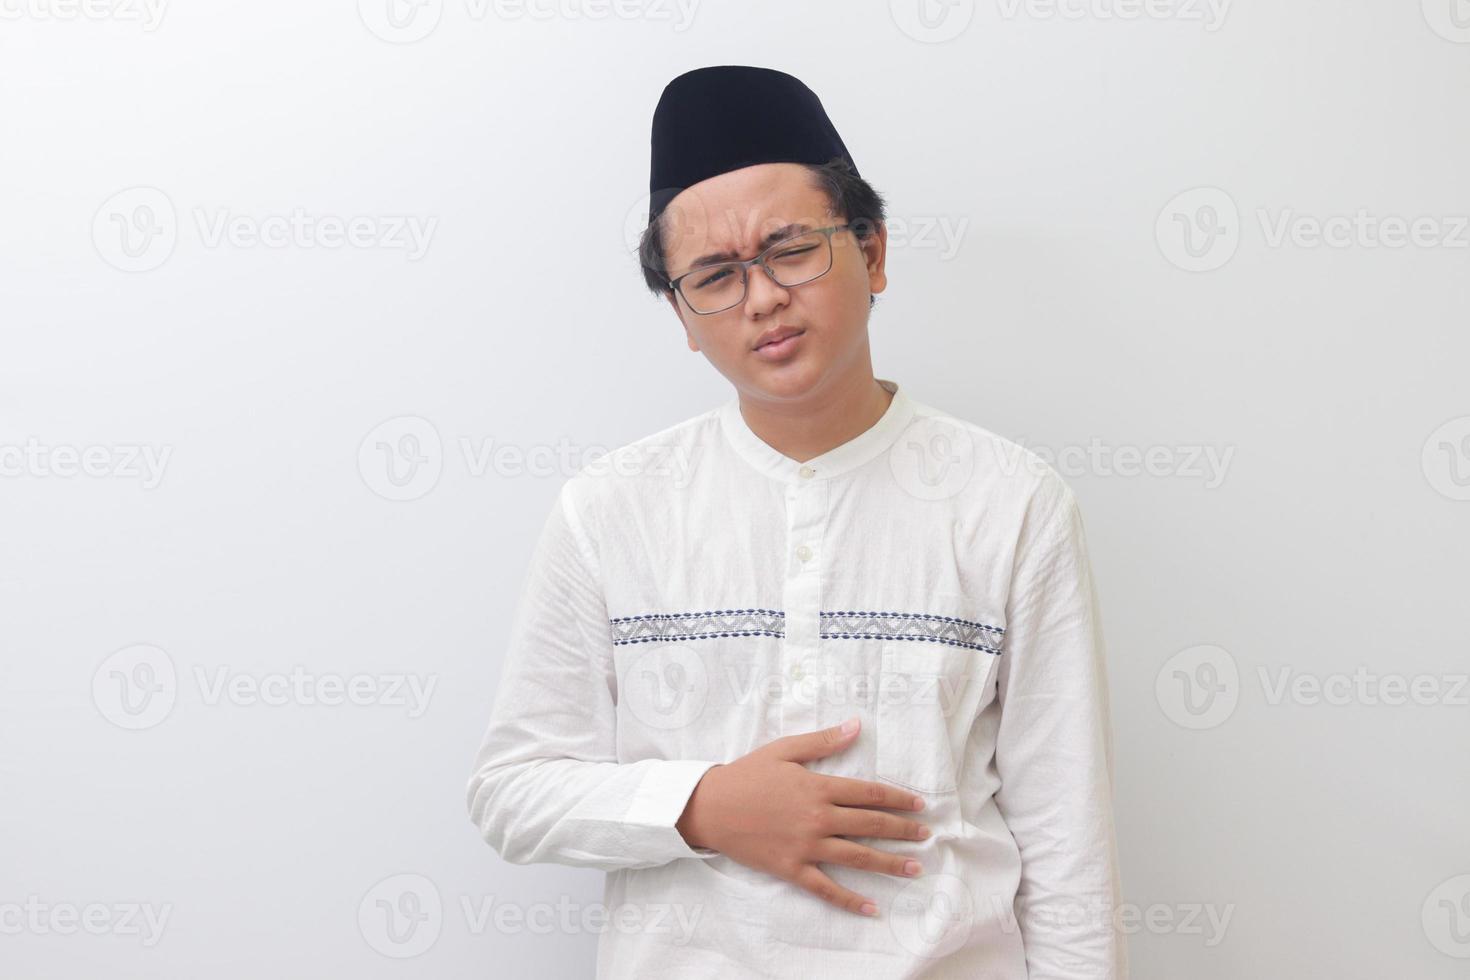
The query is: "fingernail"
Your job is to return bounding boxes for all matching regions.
[919,825,931,839]
[903,860,922,876]
[911,796,925,811]
[841,715,860,735]
[860,901,878,916]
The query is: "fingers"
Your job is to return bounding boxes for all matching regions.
[812,837,925,881]
[765,715,863,764]
[827,803,932,844]
[790,864,880,918]
[820,774,926,813]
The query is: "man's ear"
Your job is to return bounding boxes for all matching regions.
[665,291,700,352]
[862,221,888,297]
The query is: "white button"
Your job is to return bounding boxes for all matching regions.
[790,664,804,680]
[795,544,812,562]
[798,465,815,479]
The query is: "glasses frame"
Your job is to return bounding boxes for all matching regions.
[667,223,853,315]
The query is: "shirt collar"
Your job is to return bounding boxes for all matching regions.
[716,377,916,484]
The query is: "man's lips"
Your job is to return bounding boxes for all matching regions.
[754,328,805,350]
[752,329,806,360]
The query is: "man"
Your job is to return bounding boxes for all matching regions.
[467,64,1126,979]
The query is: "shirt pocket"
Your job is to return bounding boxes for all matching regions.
[871,607,1003,795]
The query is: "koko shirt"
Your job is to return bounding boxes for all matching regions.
[466,377,1127,979]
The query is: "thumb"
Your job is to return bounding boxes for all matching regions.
[772,715,862,764]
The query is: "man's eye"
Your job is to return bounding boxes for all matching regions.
[772,245,817,261]
[694,267,733,289]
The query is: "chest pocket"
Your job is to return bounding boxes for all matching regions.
[839,597,1004,796]
[876,642,997,794]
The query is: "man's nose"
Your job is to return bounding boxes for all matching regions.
[743,263,789,315]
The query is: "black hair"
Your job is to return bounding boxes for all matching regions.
[637,157,887,310]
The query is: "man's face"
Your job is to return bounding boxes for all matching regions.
[660,162,887,403]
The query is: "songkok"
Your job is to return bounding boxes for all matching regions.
[647,65,860,228]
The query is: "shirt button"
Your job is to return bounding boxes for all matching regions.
[795,544,813,562]
[798,465,815,479]
[790,664,804,680]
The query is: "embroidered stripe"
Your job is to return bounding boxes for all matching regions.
[609,608,786,645]
[608,608,1004,653]
[819,610,1005,655]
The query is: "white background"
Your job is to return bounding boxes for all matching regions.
[2,1,1468,977]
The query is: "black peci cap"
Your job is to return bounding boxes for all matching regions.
[647,65,860,227]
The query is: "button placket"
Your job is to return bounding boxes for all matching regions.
[779,469,826,736]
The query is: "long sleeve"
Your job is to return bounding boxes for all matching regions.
[465,481,723,871]
[992,477,1127,979]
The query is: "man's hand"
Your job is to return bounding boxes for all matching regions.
[674,716,929,917]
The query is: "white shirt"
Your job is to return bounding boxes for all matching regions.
[467,377,1126,979]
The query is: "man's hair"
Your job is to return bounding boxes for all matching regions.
[637,157,887,309]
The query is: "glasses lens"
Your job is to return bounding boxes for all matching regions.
[680,262,745,314]
[765,231,833,287]
[676,230,838,314]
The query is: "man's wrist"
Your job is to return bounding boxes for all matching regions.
[675,763,723,851]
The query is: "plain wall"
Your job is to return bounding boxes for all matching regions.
[2,1,1468,976]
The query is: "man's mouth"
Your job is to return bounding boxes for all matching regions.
[753,328,805,351]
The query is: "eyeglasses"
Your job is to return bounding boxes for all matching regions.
[667,224,852,315]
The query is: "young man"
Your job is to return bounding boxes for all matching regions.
[467,65,1126,979]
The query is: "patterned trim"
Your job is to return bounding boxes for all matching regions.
[607,607,1006,655]
[609,608,786,646]
[820,610,1005,655]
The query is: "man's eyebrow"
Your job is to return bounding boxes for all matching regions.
[686,223,812,269]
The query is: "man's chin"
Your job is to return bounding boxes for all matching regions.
[734,362,828,403]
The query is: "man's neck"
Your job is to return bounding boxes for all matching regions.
[735,374,894,464]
